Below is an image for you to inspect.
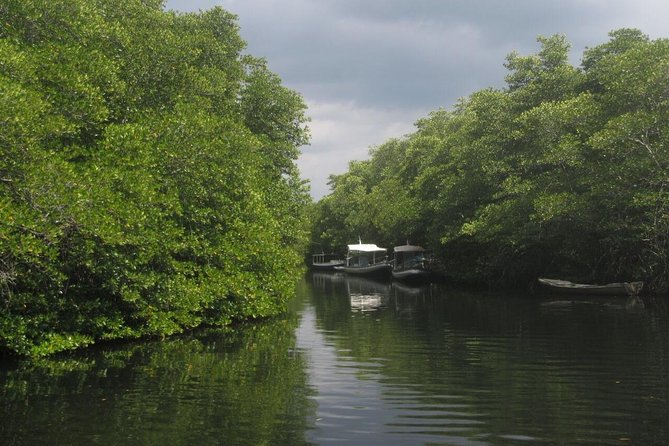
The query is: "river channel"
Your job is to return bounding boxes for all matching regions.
[1,272,668,445]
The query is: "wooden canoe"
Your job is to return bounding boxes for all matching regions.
[538,278,643,296]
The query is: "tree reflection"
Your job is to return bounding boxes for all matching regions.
[0,316,315,445]
[306,273,669,445]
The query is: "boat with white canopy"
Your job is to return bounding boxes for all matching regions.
[335,241,391,276]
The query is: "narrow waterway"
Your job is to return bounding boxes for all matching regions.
[1,273,668,445]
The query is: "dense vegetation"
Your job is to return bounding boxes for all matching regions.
[0,0,310,356]
[311,30,669,292]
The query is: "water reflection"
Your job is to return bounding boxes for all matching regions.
[0,317,315,445]
[303,272,669,445]
[1,274,668,446]
[539,294,647,314]
[345,276,391,313]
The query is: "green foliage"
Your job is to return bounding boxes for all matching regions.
[313,29,669,291]
[1,0,310,356]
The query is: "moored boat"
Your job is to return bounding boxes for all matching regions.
[537,278,643,296]
[310,252,345,270]
[335,241,391,277]
[391,244,430,283]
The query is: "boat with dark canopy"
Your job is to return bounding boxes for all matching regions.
[391,244,430,283]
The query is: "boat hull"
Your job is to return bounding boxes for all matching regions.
[538,278,643,296]
[392,268,430,283]
[336,263,391,277]
[311,261,346,271]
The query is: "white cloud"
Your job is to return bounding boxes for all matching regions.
[297,100,424,198]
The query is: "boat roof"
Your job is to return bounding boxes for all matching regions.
[394,244,425,252]
[347,243,386,252]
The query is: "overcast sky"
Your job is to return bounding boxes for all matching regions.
[164,0,667,199]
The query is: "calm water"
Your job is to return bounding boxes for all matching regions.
[1,273,669,445]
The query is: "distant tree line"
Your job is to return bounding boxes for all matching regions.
[0,0,310,356]
[310,29,669,292]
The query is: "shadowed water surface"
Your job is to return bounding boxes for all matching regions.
[1,273,669,445]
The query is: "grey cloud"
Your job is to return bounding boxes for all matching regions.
[164,0,667,198]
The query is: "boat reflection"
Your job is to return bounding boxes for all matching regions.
[391,280,431,296]
[310,271,346,289]
[539,294,646,314]
[345,275,391,312]
[308,271,439,314]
